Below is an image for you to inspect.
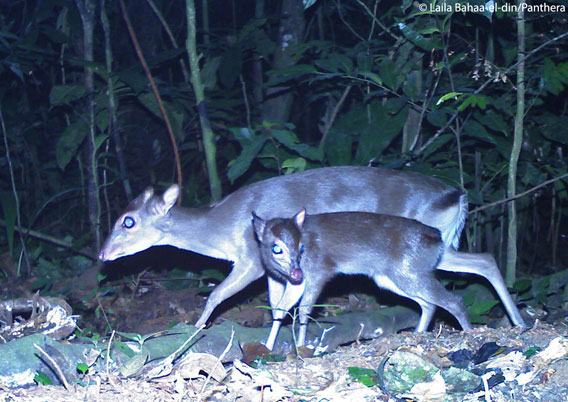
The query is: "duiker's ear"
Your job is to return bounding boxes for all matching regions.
[152,184,179,216]
[251,211,266,240]
[141,187,155,203]
[163,185,180,207]
[293,208,306,229]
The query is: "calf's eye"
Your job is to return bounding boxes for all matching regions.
[272,244,283,254]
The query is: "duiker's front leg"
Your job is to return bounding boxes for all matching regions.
[195,259,264,328]
[296,281,327,347]
[265,278,306,350]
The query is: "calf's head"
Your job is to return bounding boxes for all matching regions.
[252,209,306,285]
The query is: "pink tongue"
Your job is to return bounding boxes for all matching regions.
[290,268,303,284]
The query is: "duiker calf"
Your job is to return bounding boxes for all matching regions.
[253,209,526,349]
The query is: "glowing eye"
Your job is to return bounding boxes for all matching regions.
[271,244,283,254]
[122,216,135,229]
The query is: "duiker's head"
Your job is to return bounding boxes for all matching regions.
[252,209,306,285]
[99,185,180,261]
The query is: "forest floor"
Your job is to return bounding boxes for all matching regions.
[2,267,568,402]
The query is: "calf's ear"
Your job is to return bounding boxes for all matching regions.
[251,211,266,240]
[293,208,306,229]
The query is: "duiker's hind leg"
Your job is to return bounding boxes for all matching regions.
[437,248,526,327]
[371,273,470,332]
[411,277,473,331]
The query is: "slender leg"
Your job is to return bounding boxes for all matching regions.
[265,279,306,350]
[410,281,473,331]
[296,281,326,347]
[413,302,437,332]
[195,260,264,328]
[373,273,472,331]
[437,248,526,327]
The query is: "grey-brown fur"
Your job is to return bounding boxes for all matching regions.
[253,209,526,349]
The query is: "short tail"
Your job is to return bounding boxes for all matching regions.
[442,190,468,249]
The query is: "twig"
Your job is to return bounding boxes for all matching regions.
[336,0,365,42]
[355,323,364,345]
[0,107,30,273]
[354,0,401,41]
[106,329,115,376]
[416,31,568,157]
[163,325,205,367]
[318,86,352,150]
[198,327,234,397]
[145,0,189,82]
[240,74,252,129]
[34,343,71,391]
[106,329,120,392]
[0,218,97,260]
[95,295,113,333]
[469,172,568,214]
[118,0,183,201]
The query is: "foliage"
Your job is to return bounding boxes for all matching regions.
[34,371,53,386]
[0,0,567,328]
[348,366,379,387]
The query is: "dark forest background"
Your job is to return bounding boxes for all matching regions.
[0,0,567,313]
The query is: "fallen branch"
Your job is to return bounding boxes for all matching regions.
[0,219,97,260]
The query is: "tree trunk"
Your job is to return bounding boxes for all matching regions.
[186,0,222,201]
[261,0,305,123]
[506,0,526,286]
[75,0,101,250]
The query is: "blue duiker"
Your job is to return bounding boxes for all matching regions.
[252,209,526,348]
[99,166,468,338]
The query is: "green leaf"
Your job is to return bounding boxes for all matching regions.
[201,56,222,90]
[219,47,242,89]
[120,349,149,377]
[271,130,323,161]
[354,101,408,164]
[422,134,453,159]
[436,92,462,105]
[94,134,109,154]
[359,71,382,86]
[524,346,541,357]
[227,130,268,183]
[118,70,148,94]
[348,366,379,387]
[281,158,307,174]
[315,53,353,73]
[357,52,373,72]
[113,341,136,358]
[199,269,228,282]
[49,84,86,106]
[543,58,568,95]
[457,94,489,111]
[397,22,442,51]
[56,120,88,170]
[427,108,449,127]
[34,371,53,386]
[467,299,500,316]
[535,114,568,145]
[512,279,532,293]
[238,18,268,41]
[324,125,353,166]
[76,363,89,374]
[378,58,397,90]
[463,119,511,158]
